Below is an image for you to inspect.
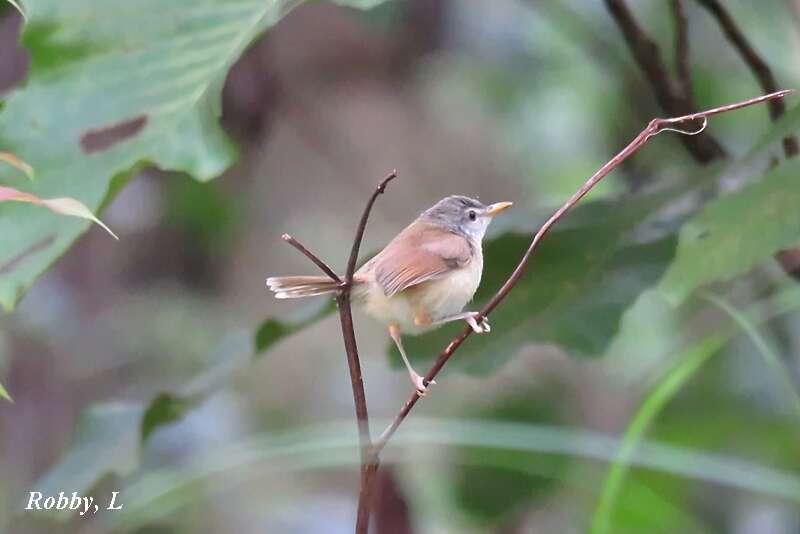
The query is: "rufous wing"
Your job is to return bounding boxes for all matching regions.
[370,221,472,297]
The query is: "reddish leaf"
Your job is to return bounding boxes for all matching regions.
[0,186,117,239]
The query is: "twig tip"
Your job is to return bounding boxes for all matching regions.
[281,233,292,241]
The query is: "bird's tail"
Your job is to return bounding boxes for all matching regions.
[266,275,342,299]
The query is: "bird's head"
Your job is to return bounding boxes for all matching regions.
[421,195,512,241]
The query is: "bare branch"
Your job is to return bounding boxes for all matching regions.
[281,233,342,283]
[345,170,398,284]
[340,171,396,534]
[372,90,794,455]
[604,0,726,163]
[696,0,799,157]
[280,171,397,534]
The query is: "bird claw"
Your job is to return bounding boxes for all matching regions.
[412,373,435,396]
[466,313,491,334]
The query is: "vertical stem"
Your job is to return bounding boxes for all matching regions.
[340,171,396,534]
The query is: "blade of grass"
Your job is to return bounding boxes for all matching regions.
[4,1,26,20]
[110,416,800,530]
[590,332,731,534]
[702,292,800,419]
[591,286,800,533]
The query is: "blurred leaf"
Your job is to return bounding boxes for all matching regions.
[399,196,678,373]
[31,403,144,514]
[163,176,237,249]
[702,292,800,418]
[592,286,800,533]
[453,390,569,525]
[255,298,335,354]
[659,159,800,305]
[605,476,709,534]
[747,102,800,157]
[0,151,33,178]
[0,0,389,310]
[0,381,10,402]
[591,333,729,534]
[111,419,800,531]
[0,186,117,238]
[4,0,26,19]
[140,393,197,443]
[33,331,253,502]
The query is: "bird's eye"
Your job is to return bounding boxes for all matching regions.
[468,210,477,221]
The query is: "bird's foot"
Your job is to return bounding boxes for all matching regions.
[465,312,491,334]
[411,372,435,396]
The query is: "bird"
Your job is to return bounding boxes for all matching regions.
[266,195,512,395]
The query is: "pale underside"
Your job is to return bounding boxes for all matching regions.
[354,221,483,335]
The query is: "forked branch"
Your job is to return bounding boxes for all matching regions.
[280,93,792,534]
[281,170,396,534]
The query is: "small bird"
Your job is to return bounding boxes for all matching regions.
[266,195,512,395]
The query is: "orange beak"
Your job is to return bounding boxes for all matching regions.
[485,201,513,217]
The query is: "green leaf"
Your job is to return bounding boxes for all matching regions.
[140,393,197,443]
[747,102,800,158]
[452,389,570,525]
[592,286,800,534]
[0,0,387,310]
[591,333,729,534]
[0,381,11,402]
[659,159,800,305]
[398,197,678,374]
[31,403,145,513]
[31,330,255,498]
[701,292,800,418]
[255,298,335,353]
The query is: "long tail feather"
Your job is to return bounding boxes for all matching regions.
[266,275,340,299]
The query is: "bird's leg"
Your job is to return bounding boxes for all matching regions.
[389,324,434,396]
[431,311,490,334]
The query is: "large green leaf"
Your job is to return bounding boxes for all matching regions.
[398,197,677,374]
[0,0,387,310]
[659,158,800,305]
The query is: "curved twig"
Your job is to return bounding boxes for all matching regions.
[372,90,794,455]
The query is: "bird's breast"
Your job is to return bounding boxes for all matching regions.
[361,247,483,335]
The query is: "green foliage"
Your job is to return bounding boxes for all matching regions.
[255,298,335,353]
[592,287,800,533]
[452,389,570,525]
[140,393,197,443]
[591,333,730,534]
[399,195,677,373]
[31,403,144,514]
[0,0,348,310]
[659,159,800,305]
[0,380,10,402]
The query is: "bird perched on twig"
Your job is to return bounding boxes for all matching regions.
[267,195,512,395]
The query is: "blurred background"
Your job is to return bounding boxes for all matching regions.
[1,0,800,532]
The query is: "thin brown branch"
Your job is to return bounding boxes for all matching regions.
[696,0,799,157]
[372,90,794,454]
[340,170,396,534]
[346,170,397,284]
[281,233,342,283]
[670,0,695,106]
[281,171,397,534]
[604,0,726,163]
